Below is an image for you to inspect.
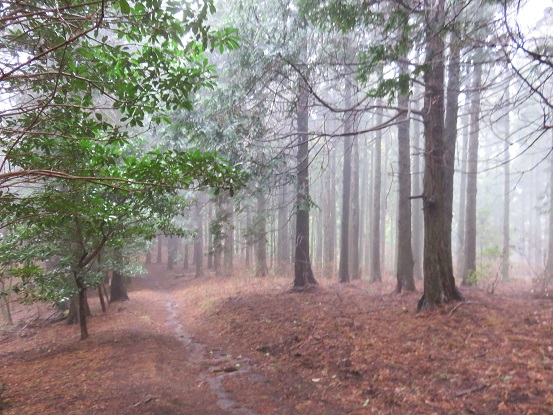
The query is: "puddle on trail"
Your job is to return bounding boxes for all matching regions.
[164,300,260,415]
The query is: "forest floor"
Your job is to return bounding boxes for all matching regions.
[1,264,553,415]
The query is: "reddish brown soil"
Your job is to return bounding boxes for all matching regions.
[1,265,553,415]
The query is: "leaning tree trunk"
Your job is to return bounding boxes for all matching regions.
[419,0,463,310]
[293,76,318,289]
[462,61,483,286]
[395,60,415,293]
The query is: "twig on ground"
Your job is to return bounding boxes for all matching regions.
[448,301,480,317]
[455,384,488,397]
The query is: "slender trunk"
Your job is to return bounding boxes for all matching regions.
[419,0,463,309]
[256,192,268,277]
[293,75,318,289]
[370,96,383,282]
[156,234,163,264]
[277,184,290,269]
[98,286,106,313]
[339,82,353,283]
[456,113,469,276]
[350,124,360,280]
[502,85,511,281]
[167,237,177,270]
[396,60,415,293]
[412,110,424,281]
[194,201,204,278]
[75,273,88,340]
[246,210,251,267]
[462,62,483,286]
[207,203,214,270]
[184,242,189,271]
[545,129,553,284]
[224,199,234,277]
[324,142,337,278]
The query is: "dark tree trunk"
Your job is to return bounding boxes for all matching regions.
[74,273,89,340]
[418,0,463,310]
[98,285,106,313]
[110,271,129,302]
[256,192,268,278]
[293,77,318,289]
[395,60,415,293]
[462,62,483,286]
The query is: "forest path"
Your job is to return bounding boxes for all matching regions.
[0,264,266,415]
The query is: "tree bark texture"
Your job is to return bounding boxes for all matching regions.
[395,60,415,293]
[462,62,483,286]
[502,84,511,281]
[110,271,129,302]
[293,77,318,289]
[419,0,463,309]
[370,97,383,282]
[256,191,268,278]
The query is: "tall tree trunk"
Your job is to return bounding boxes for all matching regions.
[419,0,463,309]
[456,113,469,276]
[502,84,511,281]
[395,60,415,293]
[444,38,462,280]
[110,271,129,302]
[277,184,290,269]
[462,62,483,286]
[246,210,252,267]
[370,97,383,282]
[412,109,424,281]
[339,81,353,283]
[184,242,189,271]
[545,129,553,286]
[167,237,177,270]
[323,141,337,278]
[156,234,163,264]
[207,203,214,270]
[194,201,204,278]
[293,76,318,289]
[350,122,360,280]
[256,191,268,277]
[224,198,234,277]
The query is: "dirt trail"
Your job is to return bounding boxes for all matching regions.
[0,265,264,415]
